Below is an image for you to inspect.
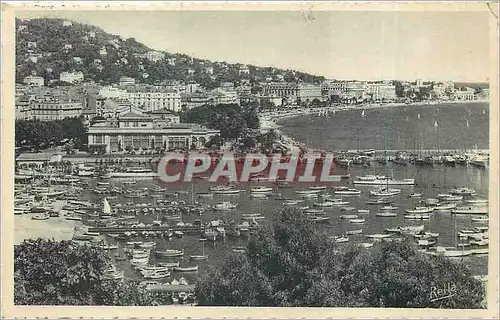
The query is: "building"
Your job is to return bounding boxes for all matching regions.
[60,71,84,84]
[27,41,37,49]
[365,82,397,101]
[87,111,220,153]
[98,86,128,99]
[239,65,250,75]
[63,44,72,50]
[262,83,322,101]
[119,76,136,86]
[23,75,44,87]
[453,88,476,101]
[182,92,213,109]
[126,90,182,112]
[416,79,425,87]
[185,83,200,94]
[99,47,107,56]
[211,88,240,105]
[30,100,83,121]
[73,57,83,64]
[136,51,165,62]
[62,20,73,27]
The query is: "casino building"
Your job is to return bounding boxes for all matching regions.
[87,110,220,153]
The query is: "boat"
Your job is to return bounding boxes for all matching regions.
[65,215,82,221]
[335,188,361,195]
[433,203,457,212]
[213,188,242,195]
[250,186,273,193]
[213,202,237,211]
[346,229,363,235]
[31,213,49,220]
[370,188,401,197]
[471,217,489,223]
[381,205,398,210]
[309,185,327,191]
[450,187,476,196]
[332,236,349,243]
[155,249,184,257]
[296,189,322,195]
[409,193,422,198]
[366,234,392,239]
[197,192,214,198]
[109,167,159,178]
[340,214,358,219]
[157,262,180,268]
[142,269,171,279]
[353,177,415,185]
[366,198,393,205]
[452,206,488,215]
[376,212,397,217]
[314,200,349,207]
[404,214,431,220]
[309,216,330,223]
[349,219,365,224]
[172,265,199,272]
[190,255,208,261]
[357,209,370,214]
[405,206,434,213]
[466,199,488,205]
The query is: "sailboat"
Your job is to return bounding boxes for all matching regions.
[361,110,366,118]
[190,239,208,261]
[102,198,112,216]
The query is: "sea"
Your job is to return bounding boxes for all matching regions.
[27,102,491,284]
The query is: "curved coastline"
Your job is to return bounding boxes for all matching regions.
[260,100,489,153]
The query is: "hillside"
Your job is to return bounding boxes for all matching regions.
[16,18,325,88]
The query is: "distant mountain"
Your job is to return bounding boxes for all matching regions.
[15,18,325,89]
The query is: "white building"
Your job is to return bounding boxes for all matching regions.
[239,65,250,75]
[62,21,73,27]
[23,75,44,87]
[365,83,397,101]
[73,57,83,64]
[142,51,165,62]
[27,41,37,49]
[30,100,83,121]
[60,71,84,84]
[99,47,107,56]
[87,110,219,153]
[63,44,72,50]
[211,88,240,105]
[98,86,128,99]
[126,91,182,112]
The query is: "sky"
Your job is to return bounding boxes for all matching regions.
[16,10,491,82]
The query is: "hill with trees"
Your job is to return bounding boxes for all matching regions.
[16,18,325,88]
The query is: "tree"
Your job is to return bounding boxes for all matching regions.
[196,208,485,308]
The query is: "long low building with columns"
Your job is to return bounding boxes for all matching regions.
[87,111,220,153]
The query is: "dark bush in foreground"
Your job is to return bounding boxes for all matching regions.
[14,239,166,305]
[196,208,485,308]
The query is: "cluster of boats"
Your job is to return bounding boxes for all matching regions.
[334,149,489,168]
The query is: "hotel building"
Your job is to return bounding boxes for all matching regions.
[262,83,322,101]
[30,100,83,121]
[87,111,220,153]
[126,90,182,112]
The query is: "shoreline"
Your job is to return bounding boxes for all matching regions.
[259,100,489,153]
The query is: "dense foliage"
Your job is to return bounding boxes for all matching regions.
[180,103,259,141]
[15,117,87,150]
[196,208,485,308]
[16,18,324,87]
[14,239,168,305]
